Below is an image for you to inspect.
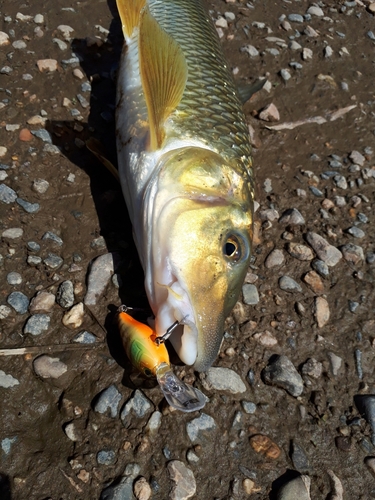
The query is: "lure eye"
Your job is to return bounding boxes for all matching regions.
[223,234,247,263]
[144,367,152,377]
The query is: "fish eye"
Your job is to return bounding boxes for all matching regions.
[223,234,242,262]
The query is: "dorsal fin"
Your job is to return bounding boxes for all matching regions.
[138,8,188,150]
[116,0,146,39]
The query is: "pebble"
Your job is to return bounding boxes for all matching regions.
[134,477,152,500]
[334,196,346,207]
[262,355,303,397]
[37,59,58,72]
[62,302,84,329]
[7,292,29,314]
[73,331,96,343]
[94,385,122,418]
[42,231,63,246]
[186,413,216,443]
[347,226,365,239]
[253,330,278,347]
[44,253,63,269]
[33,355,68,378]
[1,437,17,455]
[312,259,329,277]
[0,32,10,46]
[27,255,42,266]
[19,129,33,142]
[249,434,281,459]
[265,249,285,268]
[279,208,305,225]
[289,41,302,51]
[302,358,323,379]
[100,463,141,499]
[7,272,22,285]
[242,284,259,305]
[0,184,18,204]
[240,45,259,57]
[304,25,319,37]
[243,478,261,495]
[97,449,116,466]
[57,25,75,39]
[0,305,12,319]
[168,460,196,500]
[24,314,50,336]
[305,232,342,266]
[145,411,162,435]
[84,252,120,305]
[288,14,304,23]
[365,457,375,477]
[16,198,40,213]
[278,276,302,293]
[0,147,7,157]
[355,395,375,445]
[31,129,52,143]
[0,370,20,388]
[277,475,311,499]
[242,401,257,414]
[327,470,344,500]
[314,297,330,327]
[120,389,153,427]
[53,38,68,50]
[280,69,292,81]
[34,14,44,24]
[56,280,74,308]
[186,450,199,463]
[0,171,8,180]
[2,227,23,239]
[303,48,313,60]
[309,186,323,197]
[29,291,55,313]
[200,367,246,393]
[259,103,280,122]
[12,40,27,49]
[287,243,314,261]
[334,174,347,189]
[303,271,324,294]
[259,208,279,222]
[32,179,49,193]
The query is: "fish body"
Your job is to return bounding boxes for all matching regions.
[116,0,254,371]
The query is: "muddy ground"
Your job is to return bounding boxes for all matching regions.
[1,0,375,498]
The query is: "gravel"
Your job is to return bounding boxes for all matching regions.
[168,460,196,500]
[200,367,246,393]
[186,413,217,443]
[278,276,302,293]
[56,280,74,308]
[24,314,50,335]
[0,370,20,388]
[33,355,68,378]
[7,291,29,314]
[120,390,153,427]
[94,385,122,418]
[262,355,304,397]
[242,283,259,305]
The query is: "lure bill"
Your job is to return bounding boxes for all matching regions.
[117,307,206,412]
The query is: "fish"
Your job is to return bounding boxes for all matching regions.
[115,0,254,371]
[117,306,206,411]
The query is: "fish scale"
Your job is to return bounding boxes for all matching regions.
[148,0,253,183]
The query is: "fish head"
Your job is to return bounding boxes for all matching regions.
[148,147,253,371]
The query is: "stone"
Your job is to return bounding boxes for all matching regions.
[62,302,84,329]
[120,390,153,427]
[34,14,44,24]
[32,178,49,193]
[200,367,246,393]
[279,276,302,293]
[253,331,278,347]
[0,147,7,157]
[84,253,121,305]
[314,297,330,327]
[19,128,33,141]
[311,259,329,277]
[7,292,29,314]
[291,441,310,472]
[259,103,280,122]
[301,358,322,379]
[42,231,63,245]
[365,457,375,476]
[0,370,20,388]
[56,281,74,308]
[7,272,22,285]
[305,232,342,266]
[288,14,304,23]
[94,385,122,418]
[355,395,375,445]
[37,59,58,72]
[168,460,196,500]
[97,450,116,465]
[100,463,141,500]
[44,253,63,269]
[277,475,311,499]
[145,411,162,435]
[0,305,12,319]
[287,243,314,261]
[16,198,40,213]
[27,240,41,252]
[327,470,343,500]
[303,48,313,60]
[57,24,75,39]
[249,434,281,459]
[33,355,67,378]
[186,413,216,443]
[29,291,55,313]
[24,314,50,336]
[0,184,18,204]
[242,284,259,305]
[134,477,152,500]
[307,5,324,16]
[279,208,305,225]
[262,355,303,397]
[242,401,257,414]
[240,45,259,57]
[243,479,261,495]
[27,256,42,266]
[0,32,10,46]
[73,331,96,344]
[347,226,365,239]
[265,249,285,268]
[303,271,324,294]
[349,150,365,166]
[64,422,81,442]
[12,40,27,49]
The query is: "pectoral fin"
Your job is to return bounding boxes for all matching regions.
[116,0,146,40]
[139,8,188,150]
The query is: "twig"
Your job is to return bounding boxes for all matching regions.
[0,342,106,356]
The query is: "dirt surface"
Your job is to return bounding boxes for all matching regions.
[1,0,375,499]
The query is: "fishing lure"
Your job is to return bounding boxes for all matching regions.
[117,306,206,412]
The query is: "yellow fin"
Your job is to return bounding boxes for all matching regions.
[116,0,146,39]
[139,8,188,150]
[86,138,120,181]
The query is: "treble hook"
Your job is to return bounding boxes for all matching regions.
[154,315,189,345]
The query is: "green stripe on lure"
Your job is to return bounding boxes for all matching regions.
[118,306,206,412]
[116,0,254,371]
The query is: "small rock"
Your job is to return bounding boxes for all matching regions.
[349,150,365,166]
[307,5,324,16]
[277,475,311,499]
[279,276,302,293]
[301,358,323,379]
[289,40,302,50]
[97,449,116,466]
[242,284,259,305]
[120,390,153,427]
[291,442,310,472]
[304,26,319,37]
[29,291,55,313]
[327,352,342,377]
[0,370,20,388]
[288,14,304,23]
[253,330,278,347]
[0,185,18,204]
[42,231,63,246]
[37,59,58,72]
[62,302,84,329]
[314,297,329,327]
[34,14,44,24]
[27,256,42,266]
[64,422,80,442]
[265,249,285,268]
[44,253,63,269]
[7,272,22,285]
[311,259,329,278]
[200,367,246,393]
[0,305,12,319]
[305,232,342,266]
[347,226,365,239]
[32,179,49,193]
[168,460,196,500]
[7,292,29,314]
[31,129,52,143]
[145,411,162,435]
[0,32,10,46]
[249,434,281,459]
[12,40,27,49]
[100,464,141,499]
[84,253,120,305]
[303,271,324,294]
[262,355,303,397]
[33,355,67,378]
[186,413,217,443]
[215,17,228,29]
[334,174,347,189]
[327,470,343,500]
[57,25,75,39]
[19,128,33,142]
[287,243,314,261]
[280,69,292,81]
[16,198,40,213]
[259,103,280,122]
[0,147,7,157]
[243,478,261,495]
[94,385,122,418]
[279,208,305,225]
[56,280,74,308]
[73,331,96,344]
[240,45,259,57]
[24,314,50,336]
[134,477,152,500]
[186,450,199,463]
